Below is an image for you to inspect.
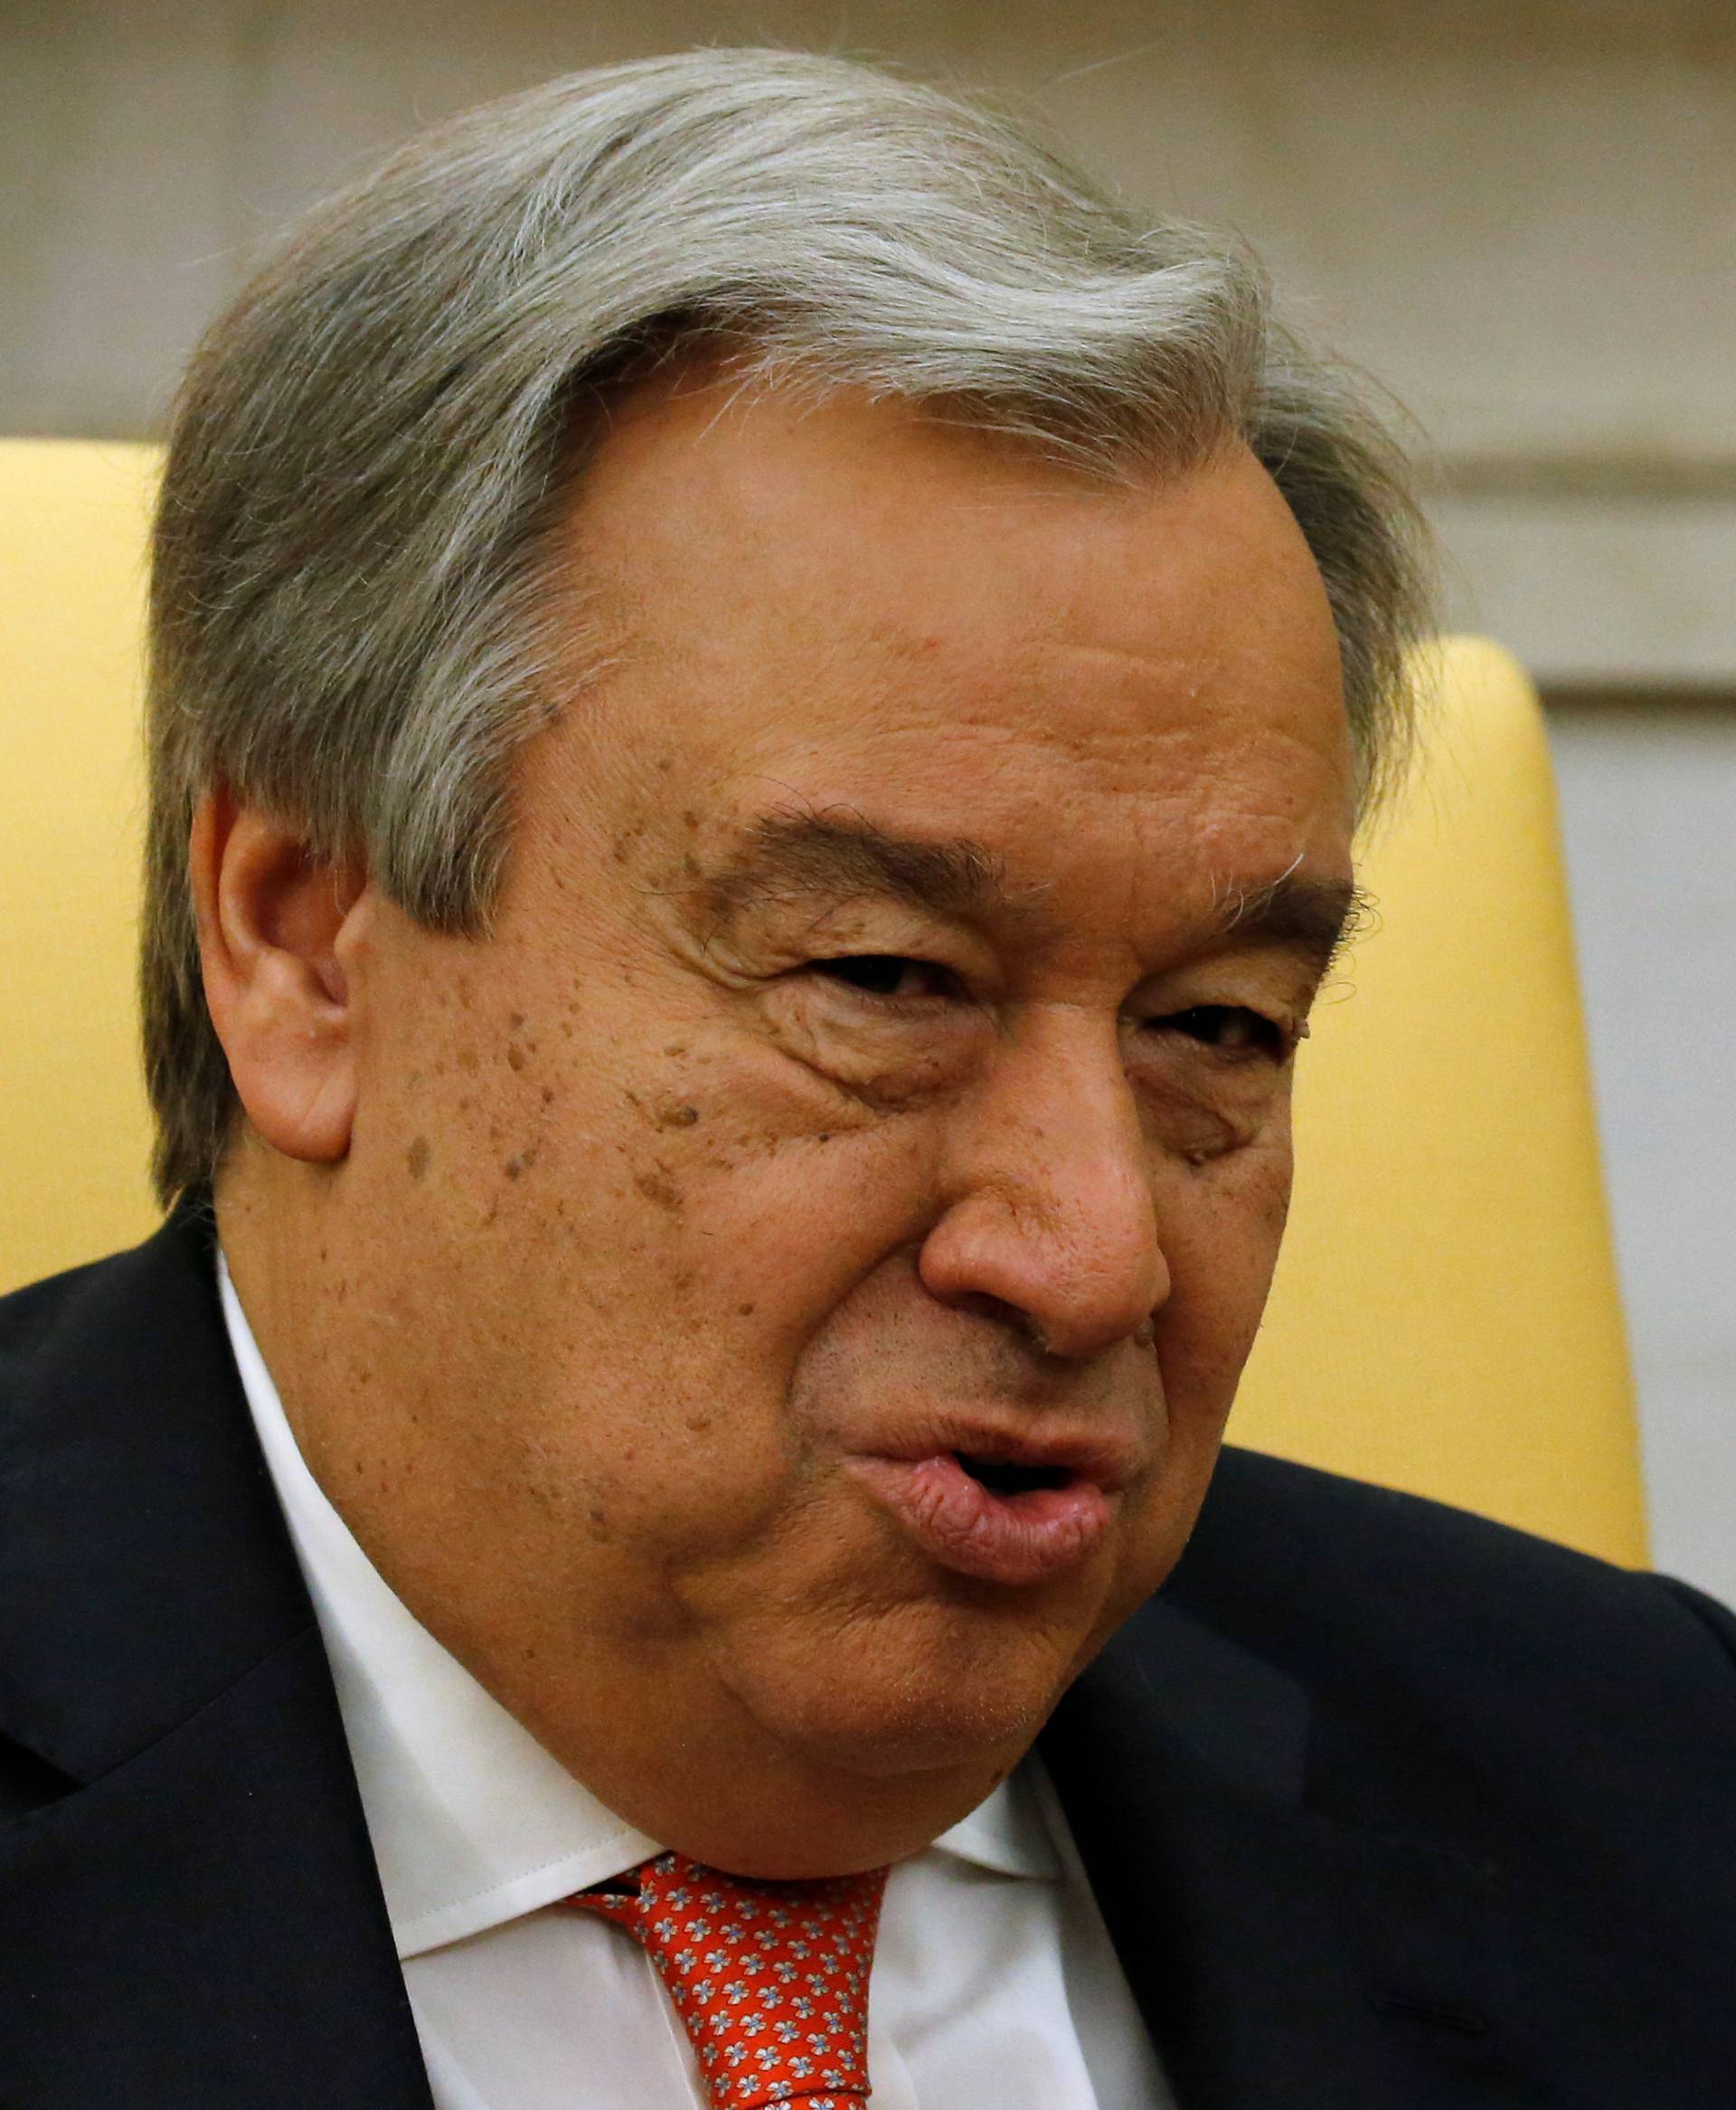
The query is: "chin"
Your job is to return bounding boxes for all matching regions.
[788,1698,1041,1783]
[725,1607,1079,1784]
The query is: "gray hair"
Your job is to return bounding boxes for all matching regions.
[143,46,1432,1204]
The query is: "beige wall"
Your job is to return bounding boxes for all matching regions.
[5,0,1734,682]
[1551,705,1736,1605]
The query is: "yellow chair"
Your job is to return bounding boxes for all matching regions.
[2,440,162,1283]
[0,439,1646,1566]
[1233,639,1646,1565]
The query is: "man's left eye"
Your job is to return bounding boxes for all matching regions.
[1153,1005,1288,1058]
[808,955,958,1000]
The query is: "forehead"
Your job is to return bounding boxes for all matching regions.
[546,374,1354,919]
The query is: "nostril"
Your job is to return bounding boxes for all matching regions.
[952,1292,1052,1353]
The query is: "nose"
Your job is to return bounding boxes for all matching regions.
[918,1006,1170,1360]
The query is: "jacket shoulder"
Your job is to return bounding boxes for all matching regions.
[1169,1444,1736,1826]
[0,1243,158,1390]
[1182,1443,1722,1629]
[0,1200,217,1383]
[0,1208,313,1784]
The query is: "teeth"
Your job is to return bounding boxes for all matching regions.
[955,1452,1071,1497]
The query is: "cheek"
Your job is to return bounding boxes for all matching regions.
[1102,1142,1292,1623]
[360,991,947,1512]
[1154,1125,1295,1416]
[531,1021,947,1348]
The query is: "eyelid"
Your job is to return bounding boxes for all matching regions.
[790,902,999,979]
[1137,1002,1299,1059]
[803,951,969,1002]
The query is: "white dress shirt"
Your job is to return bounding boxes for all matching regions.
[222,1259,1173,2110]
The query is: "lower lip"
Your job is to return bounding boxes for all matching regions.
[846,1453,1113,1587]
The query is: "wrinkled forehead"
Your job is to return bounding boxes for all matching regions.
[537,374,1356,931]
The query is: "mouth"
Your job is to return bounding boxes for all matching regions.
[953,1452,1076,1498]
[845,1432,1134,1588]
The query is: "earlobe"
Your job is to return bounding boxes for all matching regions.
[190,787,368,1166]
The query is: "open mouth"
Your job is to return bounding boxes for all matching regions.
[952,1452,1074,1498]
[846,1449,1115,1586]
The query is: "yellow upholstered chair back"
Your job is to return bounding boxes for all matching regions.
[0,440,1646,1565]
[2,440,161,1282]
[1232,639,1646,1564]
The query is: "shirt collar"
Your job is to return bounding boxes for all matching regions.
[221,1254,1059,1958]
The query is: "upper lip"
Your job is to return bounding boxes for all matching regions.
[854,1415,1146,1495]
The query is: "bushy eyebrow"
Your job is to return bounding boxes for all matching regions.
[697,809,1362,967]
[698,811,1011,927]
[1211,869,1368,970]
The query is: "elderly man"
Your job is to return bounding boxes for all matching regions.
[3,47,1733,2110]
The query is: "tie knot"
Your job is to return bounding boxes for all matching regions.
[567,1851,890,2109]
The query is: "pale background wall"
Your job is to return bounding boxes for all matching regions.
[1552,711,1736,1601]
[4,0,1731,1595]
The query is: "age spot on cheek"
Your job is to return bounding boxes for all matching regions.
[406,1137,431,1182]
[633,1166,684,1214]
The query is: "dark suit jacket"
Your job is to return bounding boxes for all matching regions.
[4,1209,1735,2108]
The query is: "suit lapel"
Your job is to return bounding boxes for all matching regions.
[1042,1594,1524,2109]
[0,1628,434,2107]
[0,1211,432,2107]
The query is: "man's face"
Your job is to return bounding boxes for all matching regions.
[263,377,1354,1872]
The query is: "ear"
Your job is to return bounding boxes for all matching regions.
[190,786,369,1164]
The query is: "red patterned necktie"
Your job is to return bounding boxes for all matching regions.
[565,1850,889,2109]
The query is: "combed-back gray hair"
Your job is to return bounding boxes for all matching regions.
[144,45,1431,1205]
